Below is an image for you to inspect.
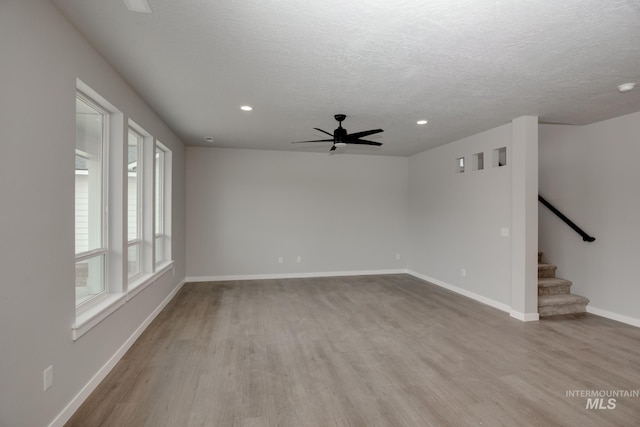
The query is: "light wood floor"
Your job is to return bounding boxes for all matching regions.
[66,274,640,426]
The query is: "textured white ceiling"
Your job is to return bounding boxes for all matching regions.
[51,0,640,156]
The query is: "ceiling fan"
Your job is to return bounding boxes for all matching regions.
[292,114,383,152]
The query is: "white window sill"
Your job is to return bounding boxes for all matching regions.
[72,260,174,341]
[127,260,174,301]
[72,293,127,340]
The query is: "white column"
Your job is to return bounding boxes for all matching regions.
[510,116,539,321]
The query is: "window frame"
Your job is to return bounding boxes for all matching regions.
[75,91,110,309]
[154,141,171,268]
[127,127,144,282]
[72,80,175,340]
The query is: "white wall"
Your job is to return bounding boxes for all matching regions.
[186,148,408,278]
[0,1,186,426]
[9,2,633,426]
[408,124,513,309]
[539,113,640,325]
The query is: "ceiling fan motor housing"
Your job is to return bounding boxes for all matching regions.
[333,114,347,146]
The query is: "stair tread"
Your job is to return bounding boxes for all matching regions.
[538,277,572,287]
[539,294,589,306]
[538,263,556,269]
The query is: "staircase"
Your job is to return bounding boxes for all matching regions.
[538,252,589,317]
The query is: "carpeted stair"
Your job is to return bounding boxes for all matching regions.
[538,252,589,317]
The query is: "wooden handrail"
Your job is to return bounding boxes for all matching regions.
[539,195,595,242]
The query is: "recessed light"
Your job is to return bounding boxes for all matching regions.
[417,120,428,125]
[617,83,636,93]
[240,105,253,111]
[204,137,214,143]
[122,0,153,13]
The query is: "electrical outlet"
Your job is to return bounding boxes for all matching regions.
[278,257,283,264]
[296,256,302,263]
[43,366,53,391]
[501,227,510,237]
[396,253,401,260]
[461,268,466,277]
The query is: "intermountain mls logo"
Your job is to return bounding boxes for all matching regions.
[565,389,640,409]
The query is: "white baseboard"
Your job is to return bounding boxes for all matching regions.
[510,310,540,322]
[185,269,407,283]
[587,306,640,328]
[49,279,186,427]
[406,270,512,314]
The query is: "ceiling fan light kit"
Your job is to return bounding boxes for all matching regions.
[292,114,383,153]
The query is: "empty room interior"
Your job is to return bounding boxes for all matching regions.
[2,1,640,426]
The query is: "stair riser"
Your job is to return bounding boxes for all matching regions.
[538,267,557,279]
[539,285,571,296]
[539,303,588,317]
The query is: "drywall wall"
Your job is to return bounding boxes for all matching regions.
[539,113,640,325]
[0,1,185,426]
[186,148,408,278]
[408,124,513,309]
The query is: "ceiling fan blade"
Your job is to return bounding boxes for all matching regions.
[291,138,334,144]
[346,140,383,146]
[313,128,334,137]
[346,129,383,139]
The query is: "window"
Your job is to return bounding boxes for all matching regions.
[75,94,107,306]
[73,81,174,339]
[456,156,465,173]
[154,142,171,266]
[127,128,143,280]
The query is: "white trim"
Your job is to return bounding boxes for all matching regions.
[510,310,540,322]
[75,248,108,263]
[51,279,186,427]
[406,270,512,314]
[72,294,127,340]
[76,79,118,112]
[127,119,152,138]
[587,306,640,328]
[185,269,407,283]
[127,261,174,301]
[127,239,143,247]
[73,261,175,340]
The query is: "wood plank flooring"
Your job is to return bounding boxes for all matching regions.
[66,274,640,426]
